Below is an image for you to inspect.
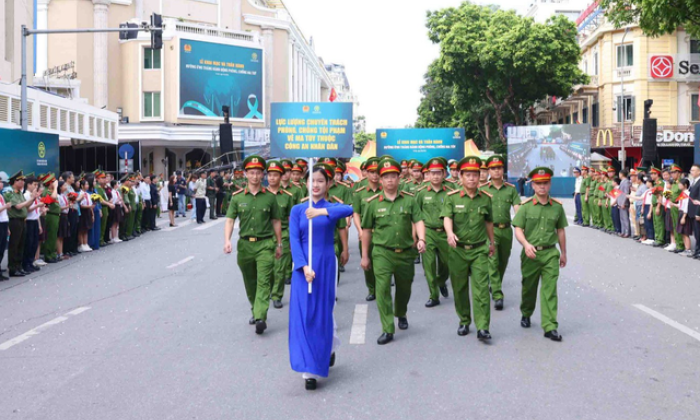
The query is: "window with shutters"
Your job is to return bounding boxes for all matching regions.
[616,44,633,68]
[143,92,161,118]
[616,96,635,122]
[582,108,588,124]
[144,48,161,70]
[691,94,699,122]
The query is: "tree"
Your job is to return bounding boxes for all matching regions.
[354,131,374,154]
[426,3,587,142]
[601,0,700,39]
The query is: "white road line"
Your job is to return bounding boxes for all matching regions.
[634,304,700,342]
[166,256,195,269]
[162,219,194,232]
[349,304,368,345]
[0,307,91,351]
[193,217,226,231]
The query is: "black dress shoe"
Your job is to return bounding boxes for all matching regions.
[329,352,336,367]
[632,236,640,240]
[425,298,440,308]
[23,266,37,273]
[273,300,283,309]
[9,270,25,277]
[652,242,665,248]
[255,320,267,334]
[285,278,291,285]
[673,248,684,253]
[305,378,317,391]
[521,316,531,328]
[457,324,469,336]
[398,317,408,330]
[494,299,504,311]
[377,333,394,345]
[339,265,345,273]
[46,258,59,264]
[477,330,492,341]
[544,330,563,341]
[414,256,421,264]
[439,285,449,298]
[365,294,376,301]
[248,317,256,325]
[0,274,9,281]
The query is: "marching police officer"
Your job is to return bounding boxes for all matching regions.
[353,157,381,301]
[266,160,296,309]
[480,155,521,310]
[223,155,282,335]
[361,157,426,345]
[512,167,568,342]
[442,156,495,340]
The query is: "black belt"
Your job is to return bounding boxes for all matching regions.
[428,227,444,232]
[533,244,556,251]
[456,240,486,250]
[376,244,413,253]
[240,236,272,242]
[494,222,511,229]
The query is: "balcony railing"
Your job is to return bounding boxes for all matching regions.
[172,21,257,43]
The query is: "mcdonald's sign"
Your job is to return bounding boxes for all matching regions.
[596,129,614,147]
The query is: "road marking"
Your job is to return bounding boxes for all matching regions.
[167,255,195,269]
[349,304,368,345]
[0,307,91,351]
[634,304,700,342]
[163,219,194,232]
[193,217,226,231]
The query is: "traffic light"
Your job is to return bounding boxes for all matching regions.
[151,14,163,50]
[119,23,139,41]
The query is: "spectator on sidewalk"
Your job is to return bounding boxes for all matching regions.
[195,171,208,224]
[176,171,187,217]
[573,167,582,225]
[149,175,161,231]
[23,176,45,273]
[0,175,10,280]
[168,175,177,227]
[618,170,631,238]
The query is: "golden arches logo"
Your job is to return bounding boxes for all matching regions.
[596,129,614,147]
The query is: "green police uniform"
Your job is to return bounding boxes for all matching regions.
[480,179,521,303]
[4,171,28,273]
[669,177,684,250]
[41,174,61,261]
[650,170,665,245]
[603,175,614,231]
[512,194,567,334]
[580,170,590,226]
[126,184,137,237]
[441,179,493,331]
[416,181,452,303]
[96,181,109,245]
[594,177,604,228]
[362,188,423,334]
[353,182,382,297]
[206,175,217,219]
[269,187,294,302]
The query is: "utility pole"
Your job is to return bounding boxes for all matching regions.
[619,27,629,170]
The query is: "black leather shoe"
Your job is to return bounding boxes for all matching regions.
[0,274,9,281]
[414,256,420,264]
[248,317,256,325]
[329,352,336,367]
[339,265,345,273]
[457,325,469,336]
[377,333,394,345]
[23,266,37,273]
[285,278,291,285]
[521,316,531,328]
[652,242,665,248]
[46,258,60,264]
[544,330,563,341]
[273,300,283,309]
[477,330,492,341]
[425,298,440,308]
[398,317,409,330]
[365,294,376,301]
[440,285,449,298]
[673,248,684,254]
[18,269,31,275]
[151,227,161,231]
[632,236,640,240]
[305,378,317,390]
[255,320,267,335]
[9,271,25,277]
[494,299,504,311]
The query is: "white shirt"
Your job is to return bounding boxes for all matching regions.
[138,182,151,201]
[574,176,582,194]
[59,194,69,214]
[643,189,653,206]
[194,179,207,199]
[679,193,689,213]
[111,189,122,206]
[0,193,8,222]
[24,191,40,221]
[80,191,93,208]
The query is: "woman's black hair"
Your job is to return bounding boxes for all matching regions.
[680,178,690,189]
[57,180,65,191]
[312,166,331,182]
[110,180,118,188]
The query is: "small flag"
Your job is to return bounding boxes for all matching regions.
[329,88,338,102]
[552,96,557,104]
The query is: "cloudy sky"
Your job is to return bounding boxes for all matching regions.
[282,0,531,131]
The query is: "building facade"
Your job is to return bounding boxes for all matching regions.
[42,0,334,175]
[533,2,699,170]
[324,62,362,132]
[524,0,589,24]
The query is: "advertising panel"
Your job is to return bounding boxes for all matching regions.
[648,54,700,82]
[0,128,59,180]
[270,102,353,158]
[375,128,465,162]
[179,39,264,121]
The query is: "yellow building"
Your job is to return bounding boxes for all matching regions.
[39,0,333,175]
[534,3,699,170]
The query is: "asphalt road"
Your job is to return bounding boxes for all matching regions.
[1,200,699,420]
[517,144,582,177]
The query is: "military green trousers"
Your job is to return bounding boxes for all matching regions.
[271,232,291,302]
[359,241,375,295]
[100,208,109,243]
[42,213,60,260]
[603,204,613,231]
[653,206,666,245]
[670,207,684,250]
[488,226,513,301]
[581,197,590,225]
[520,247,560,333]
[372,246,416,334]
[125,207,135,236]
[135,206,143,233]
[590,201,599,227]
[237,238,275,321]
[423,228,449,301]
[448,244,490,330]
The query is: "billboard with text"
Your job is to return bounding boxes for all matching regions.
[375,128,465,162]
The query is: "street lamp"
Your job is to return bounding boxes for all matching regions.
[619,27,630,170]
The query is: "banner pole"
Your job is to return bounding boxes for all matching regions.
[307,157,314,294]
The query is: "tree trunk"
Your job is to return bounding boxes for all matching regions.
[484,113,491,149]
[484,88,507,142]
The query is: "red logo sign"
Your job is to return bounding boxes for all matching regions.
[650,55,674,78]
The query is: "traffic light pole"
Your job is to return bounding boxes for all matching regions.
[19,24,162,131]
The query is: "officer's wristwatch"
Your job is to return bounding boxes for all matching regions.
[277,243,283,248]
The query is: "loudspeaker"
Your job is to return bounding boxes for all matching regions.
[641,118,657,164]
[220,123,233,154]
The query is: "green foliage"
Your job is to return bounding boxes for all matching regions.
[354,131,374,154]
[601,0,700,39]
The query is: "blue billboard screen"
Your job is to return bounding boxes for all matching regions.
[375,128,465,162]
[179,39,264,121]
[0,128,59,179]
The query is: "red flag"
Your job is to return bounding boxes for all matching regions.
[552,96,557,104]
[329,88,338,102]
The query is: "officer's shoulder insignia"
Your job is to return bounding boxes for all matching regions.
[300,197,309,203]
[366,194,380,203]
[521,197,533,205]
[551,198,563,205]
[331,196,344,204]
[400,191,415,197]
[281,189,294,197]
[416,185,427,192]
[231,189,245,196]
[355,186,366,193]
[504,182,516,188]
[337,181,350,187]
[447,189,461,196]
[480,190,493,198]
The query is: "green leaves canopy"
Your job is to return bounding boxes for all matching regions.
[601,0,700,39]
